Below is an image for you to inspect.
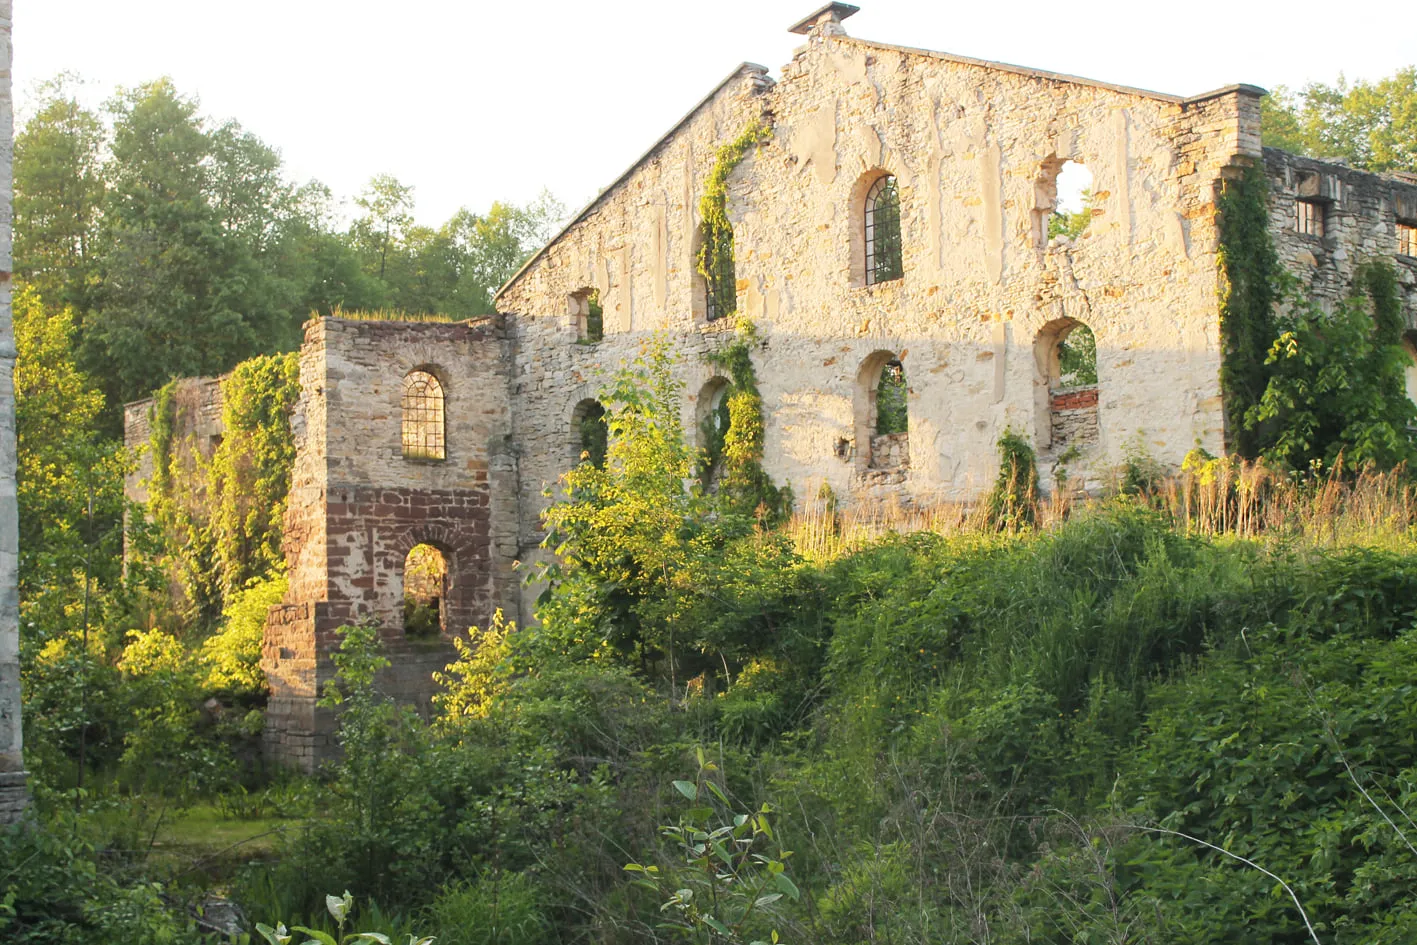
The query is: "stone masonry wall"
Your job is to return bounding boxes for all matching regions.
[1263,148,1417,330]
[0,0,24,825]
[498,16,1260,571]
[262,316,517,770]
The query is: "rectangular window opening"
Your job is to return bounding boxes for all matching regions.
[1296,199,1325,238]
[1399,221,1417,258]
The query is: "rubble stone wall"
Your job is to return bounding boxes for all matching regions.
[261,316,517,769]
[498,21,1258,554]
[1263,148,1417,328]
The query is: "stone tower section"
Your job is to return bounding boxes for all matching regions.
[262,316,518,770]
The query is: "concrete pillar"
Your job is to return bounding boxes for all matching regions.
[0,0,28,825]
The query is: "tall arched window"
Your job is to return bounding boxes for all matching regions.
[402,369,445,460]
[702,229,736,322]
[865,175,903,285]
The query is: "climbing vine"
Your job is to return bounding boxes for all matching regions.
[1216,162,1281,460]
[209,353,301,598]
[704,321,791,525]
[697,118,772,321]
[145,352,300,626]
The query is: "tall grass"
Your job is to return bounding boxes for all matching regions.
[787,461,1417,562]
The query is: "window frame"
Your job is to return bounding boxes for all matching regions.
[1296,199,1325,238]
[401,369,446,462]
[865,175,904,286]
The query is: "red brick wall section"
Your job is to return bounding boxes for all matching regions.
[1050,387,1099,411]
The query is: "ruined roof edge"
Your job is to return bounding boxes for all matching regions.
[494,62,772,305]
[843,36,1265,105]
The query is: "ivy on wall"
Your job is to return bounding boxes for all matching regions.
[704,321,791,525]
[697,118,772,321]
[1218,161,1415,470]
[1216,162,1281,460]
[145,352,300,626]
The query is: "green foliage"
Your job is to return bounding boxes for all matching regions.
[1249,260,1417,470]
[704,322,791,525]
[1047,188,1094,242]
[12,285,128,635]
[14,74,105,309]
[873,360,908,436]
[143,351,299,626]
[984,429,1040,529]
[1057,323,1098,386]
[201,573,288,695]
[432,610,514,725]
[15,76,564,408]
[1262,67,1417,172]
[211,353,300,595]
[697,120,772,321]
[626,750,798,945]
[423,873,550,945]
[0,815,194,944]
[1217,162,1282,460]
[576,400,608,469]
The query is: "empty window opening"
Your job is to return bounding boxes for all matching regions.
[1037,159,1094,246]
[875,360,909,435]
[572,398,608,469]
[702,228,736,322]
[855,353,910,472]
[571,287,603,343]
[697,378,733,481]
[1399,222,1417,258]
[865,175,904,285]
[403,543,447,638]
[1035,319,1100,454]
[1296,199,1325,238]
[401,369,445,460]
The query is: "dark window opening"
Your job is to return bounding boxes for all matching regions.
[574,399,608,469]
[704,231,736,322]
[865,175,903,285]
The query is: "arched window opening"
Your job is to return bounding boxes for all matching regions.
[855,352,910,472]
[876,360,909,435]
[865,175,903,285]
[1035,158,1095,247]
[1035,319,1100,453]
[697,378,733,481]
[702,229,736,322]
[402,369,445,460]
[403,543,447,638]
[572,398,608,469]
[571,287,603,343]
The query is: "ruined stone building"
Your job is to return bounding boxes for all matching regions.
[125,3,1417,768]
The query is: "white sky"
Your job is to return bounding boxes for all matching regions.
[16,0,1415,228]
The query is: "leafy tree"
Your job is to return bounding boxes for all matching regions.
[14,74,106,308]
[1262,67,1417,172]
[11,285,126,633]
[83,79,292,404]
[352,173,415,282]
[1248,261,1417,470]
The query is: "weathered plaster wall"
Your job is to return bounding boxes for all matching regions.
[262,316,517,770]
[1263,148,1417,328]
[498,20,1258,549]
[0,0,25,825]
